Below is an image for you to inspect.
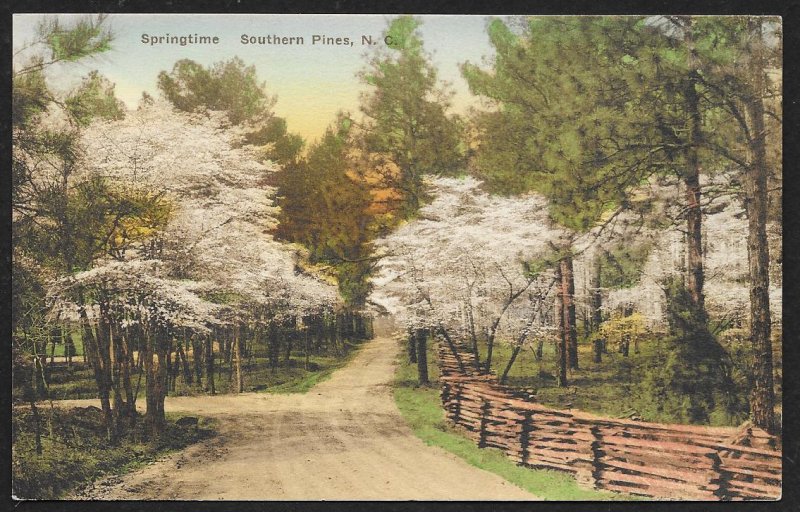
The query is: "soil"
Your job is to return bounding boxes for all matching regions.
[64,336,539,500]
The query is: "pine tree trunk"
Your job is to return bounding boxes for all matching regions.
[683,20,707,317]
[743,20,776,433]
[554,263,568,387]
[562,256,579,370]
[593,338,603,363]
[590,255,603,331]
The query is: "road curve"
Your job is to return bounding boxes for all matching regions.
[69,335,539,500]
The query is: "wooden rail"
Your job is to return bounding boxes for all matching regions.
[436,342,781,500]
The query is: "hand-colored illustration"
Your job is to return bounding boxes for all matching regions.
[11,14,782,501]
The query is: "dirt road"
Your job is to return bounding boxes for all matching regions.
[68,336,538,500]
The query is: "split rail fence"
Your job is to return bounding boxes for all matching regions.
[436,341,781,500]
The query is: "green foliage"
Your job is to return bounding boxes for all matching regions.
[65,70,126,126]
[21,176,172,273]
[635,278,746,424]
[12,67,50,126]
[39,15,113,63]
[267,132,305,165]
[246,116,287,145]
[275,115,376,307]
[598,243,651,289]
[157,57,275,125]
[360,16,465,216]
[157,57,303,164]
[464,17,649,233]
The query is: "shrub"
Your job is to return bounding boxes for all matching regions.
[634,278,746,425]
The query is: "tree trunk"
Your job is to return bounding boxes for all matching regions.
[205,335,215,395]
[562,256,579,370]
[121,332,136,424]
[234,325,243,394]
[593,338,603,363]
[743,20,776,433]
[415,328,429,385]
[500,345,522,385]
[304,328,311,370]
[683,21,707,317]
[91,301,115,440]
[590,254,603,332]
[467,302,480,369]
[268,321,279,372]
[485,325,496,373]
[407,328,417,363]
[535,337,544,361]
[176,341,192,386]
[554,263,568,387]
[192,337,203,389]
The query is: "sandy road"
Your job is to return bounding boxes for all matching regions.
[68,335,538,500]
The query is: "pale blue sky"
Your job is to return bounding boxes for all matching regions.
[13,14,500,141]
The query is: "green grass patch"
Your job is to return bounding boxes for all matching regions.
[12,406,216,500]
[264,341,365,394]
[392,339,631,500]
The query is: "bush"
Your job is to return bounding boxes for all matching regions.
[634,278,747,425]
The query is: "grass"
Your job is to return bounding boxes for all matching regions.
[489,339,647,420]
[12,406,216,500]
[392,339,631,501]
[264,340,366,394]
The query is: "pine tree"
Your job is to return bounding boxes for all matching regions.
[359,16,464,217]
[463,17,648,382]
[275,115,376,308]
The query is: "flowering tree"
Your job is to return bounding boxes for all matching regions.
[46,102,340,434]
[373,176,565,378]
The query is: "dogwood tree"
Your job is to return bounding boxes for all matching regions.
[52,102,340,432]
[372,176,564,376]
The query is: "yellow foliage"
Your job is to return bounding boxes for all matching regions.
[598,311,648,346]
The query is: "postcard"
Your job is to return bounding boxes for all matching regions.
[11,13,782,501]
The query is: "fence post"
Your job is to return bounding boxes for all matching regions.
[582,424,602,489]
[478,398,491,448]
[452,383,462,425]
[519,409,533,466]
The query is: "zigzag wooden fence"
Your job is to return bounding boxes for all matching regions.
[436,341,781,500]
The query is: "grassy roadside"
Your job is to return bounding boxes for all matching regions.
[392,339,632,501]
[12,408,216,500]
[263,339,367,394]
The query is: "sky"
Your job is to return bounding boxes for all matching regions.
[13,14,500,142]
